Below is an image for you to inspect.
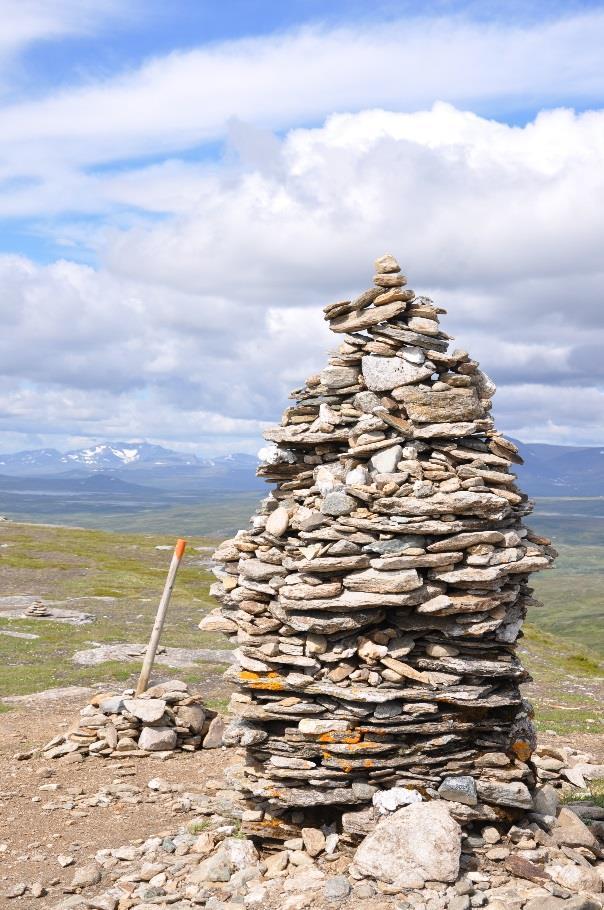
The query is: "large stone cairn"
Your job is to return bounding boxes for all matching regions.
[204,254,557,832]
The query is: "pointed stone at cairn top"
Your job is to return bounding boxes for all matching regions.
[205,254,556,833]
[374,253,401,274]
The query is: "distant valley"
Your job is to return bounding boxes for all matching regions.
[0,441,603,717]
[0,443,260,532]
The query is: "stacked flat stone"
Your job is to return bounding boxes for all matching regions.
[25,599,51,617]
[204,254,557,828]
[42,680,210,759]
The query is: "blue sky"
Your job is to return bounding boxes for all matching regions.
[15,1,604,97]
[0,0,603,454]
[18,1,599,85]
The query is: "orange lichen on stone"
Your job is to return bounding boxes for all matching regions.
[510,738,533,762]
[317,732,361,744]
[238,670,284,690]
[322,741,386,753]
[249,679,284,690]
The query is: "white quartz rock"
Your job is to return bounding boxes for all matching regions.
[372,787,422,814]
[370,444,403,474]
[346,465,369,486]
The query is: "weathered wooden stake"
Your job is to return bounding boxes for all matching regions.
[135,538,186,696]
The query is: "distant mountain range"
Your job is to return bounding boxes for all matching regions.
[515,441,604,497]
[0,442,250,475]
[0,439,602,512]
[0,443,263,494]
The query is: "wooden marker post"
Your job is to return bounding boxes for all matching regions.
[135,538,186,696]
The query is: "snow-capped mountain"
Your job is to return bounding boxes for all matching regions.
[0,443,263,495]
[0,447,64,471]
[60,442,199,470]
[0,442,200,475]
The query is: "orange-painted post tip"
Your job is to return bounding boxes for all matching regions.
[175,539,187,559]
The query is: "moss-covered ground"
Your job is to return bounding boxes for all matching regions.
[0,522,231,705]
[1,513,604,739]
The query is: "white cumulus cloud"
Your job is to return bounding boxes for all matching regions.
[1,102,603,452]
[1,8,604,215]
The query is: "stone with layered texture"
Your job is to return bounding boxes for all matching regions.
[395,387,486,423]
[123,698,166,723]
[330,297,413,333]
[343,567,422,593]
[320,365,359,389]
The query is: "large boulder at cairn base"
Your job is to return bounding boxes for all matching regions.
[354,801,462,883]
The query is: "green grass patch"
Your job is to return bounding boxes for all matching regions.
[2,506,604,734]
[561,654,603,677]
[521,623,604,734]
[188,820,212,834]
[562,779,604,809]
[206,696,231,713]
[532,707,604,735]
[531,498,604,547]
[0,521,233,700]
[0,494,262,537]
[529,541,604,660]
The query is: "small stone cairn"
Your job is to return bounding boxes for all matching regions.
[204,254,558,835]
[41,680,219,759]
[24,599,51,617]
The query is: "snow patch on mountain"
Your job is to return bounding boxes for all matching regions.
[0,442,263,482]
[64,445,143,466]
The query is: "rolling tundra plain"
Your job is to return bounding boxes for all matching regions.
[0,491,602,737]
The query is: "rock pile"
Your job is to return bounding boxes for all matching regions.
[533,744,604,793]
[41,680,221,759]
[25,599,51,617]
[205,253,557,827]
[43,779,604,910]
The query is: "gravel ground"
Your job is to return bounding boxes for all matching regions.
[0,689,239,909]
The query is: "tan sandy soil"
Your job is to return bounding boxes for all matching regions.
[0,690,239,909]
[1,689,603,909]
